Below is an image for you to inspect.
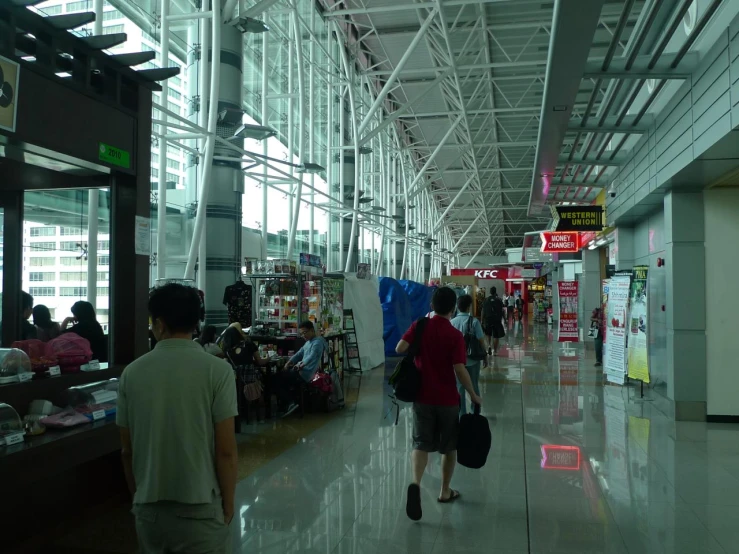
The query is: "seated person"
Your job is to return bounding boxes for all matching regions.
[61,301,108,362]
[34,304,61,342]
[275,321,326,418]
[0,291,38,344]
[196,324,224,357]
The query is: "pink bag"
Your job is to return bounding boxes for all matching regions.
[309,372,332,393]
[45,334,93,373]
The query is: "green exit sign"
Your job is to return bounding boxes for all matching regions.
[98,142,131,169]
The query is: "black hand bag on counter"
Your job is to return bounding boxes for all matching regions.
[457,404,491,469]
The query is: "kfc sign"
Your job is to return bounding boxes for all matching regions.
[450,268,509,279]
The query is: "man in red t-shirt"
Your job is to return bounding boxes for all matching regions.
[396,287,483,521]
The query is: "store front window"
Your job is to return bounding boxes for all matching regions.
[20,189,111,353]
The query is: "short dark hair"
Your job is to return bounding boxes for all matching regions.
[299,321,315,332]
[432,287,457,316]
[148,284,201,334]
[22,291,33,311]
[457,294,473,313]
[490,287,497,296]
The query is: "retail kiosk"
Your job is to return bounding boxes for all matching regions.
[0,4,171,546]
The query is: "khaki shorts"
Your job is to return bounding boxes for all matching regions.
[133,496,231,554]
[412,403,460,454]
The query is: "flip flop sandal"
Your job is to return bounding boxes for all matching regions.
[438,489,461,503]
[406,484,422,521]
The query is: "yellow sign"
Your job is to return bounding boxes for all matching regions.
[627,265,650,383]
[0,55,20,133]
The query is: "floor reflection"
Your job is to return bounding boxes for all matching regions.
[231,319,739,554]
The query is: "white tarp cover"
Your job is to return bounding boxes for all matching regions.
[342,274,385,371]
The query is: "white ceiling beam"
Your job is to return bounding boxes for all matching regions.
[358,9,438,135]
[358,71,450,146]
[362,60,546,77]
[325,0,518,17]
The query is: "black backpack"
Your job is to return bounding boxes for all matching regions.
[388,317,429,404]
[457,404,491,469]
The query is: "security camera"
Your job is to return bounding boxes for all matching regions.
[608,181,617,198]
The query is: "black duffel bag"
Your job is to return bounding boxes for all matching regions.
[457,403,491,469]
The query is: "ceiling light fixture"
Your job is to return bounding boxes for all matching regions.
[231,123,276,141]
[297,162,325,174]
[231,17,269,34]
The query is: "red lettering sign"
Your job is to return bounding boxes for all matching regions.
[541,445,581,470]
[541,231,580,253]
[450,268,509,280]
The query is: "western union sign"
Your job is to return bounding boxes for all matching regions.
[554,206,604,232]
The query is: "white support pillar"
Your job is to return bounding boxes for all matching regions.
[286,6,306,260]
[185,0,221,278]
[260,14,269,259]
[308,10,315,255]
[88,0,103,307]
[156,0,171,281]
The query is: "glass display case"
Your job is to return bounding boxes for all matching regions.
[66,379,119,420]
[0,403,23,446]
[0,348,32,385]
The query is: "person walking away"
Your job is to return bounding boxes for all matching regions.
[275,321,326,417]
[33,304,61,342]
[481,287,506,355]
[451,294,486,414]
[515,295,523,321]
[396,287,482,521]
[591,307,604,367]
[117,284,238,554]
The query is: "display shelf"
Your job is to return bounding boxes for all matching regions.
[0,364,119,417]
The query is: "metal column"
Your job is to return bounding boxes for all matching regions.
[203,21,244,324]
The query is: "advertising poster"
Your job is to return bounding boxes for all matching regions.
[602,279,610,344]
[627,265,650,383]
[557,281,579,342]
[605,275,630,384]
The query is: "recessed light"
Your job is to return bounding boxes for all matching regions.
[552,105,568,112]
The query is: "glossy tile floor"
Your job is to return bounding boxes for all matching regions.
[229,319,739,554]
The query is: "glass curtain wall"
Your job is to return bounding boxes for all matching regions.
[30,0,443,282]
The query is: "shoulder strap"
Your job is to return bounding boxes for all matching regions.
[409,317,429,356]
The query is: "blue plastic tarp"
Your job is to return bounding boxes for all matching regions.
[378,277,413,356]
[399,280,435,322]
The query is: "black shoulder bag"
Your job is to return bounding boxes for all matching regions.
[465,317,487,361]
[388,317,429,411]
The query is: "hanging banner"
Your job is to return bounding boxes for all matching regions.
[605,274,630,384]
[627,265,650,383]
[557,281,579,342]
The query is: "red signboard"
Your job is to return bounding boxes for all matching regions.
[450,268,509,280]
[541,231,580,253]
[558,280,579,342]
[541,445,581,470]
